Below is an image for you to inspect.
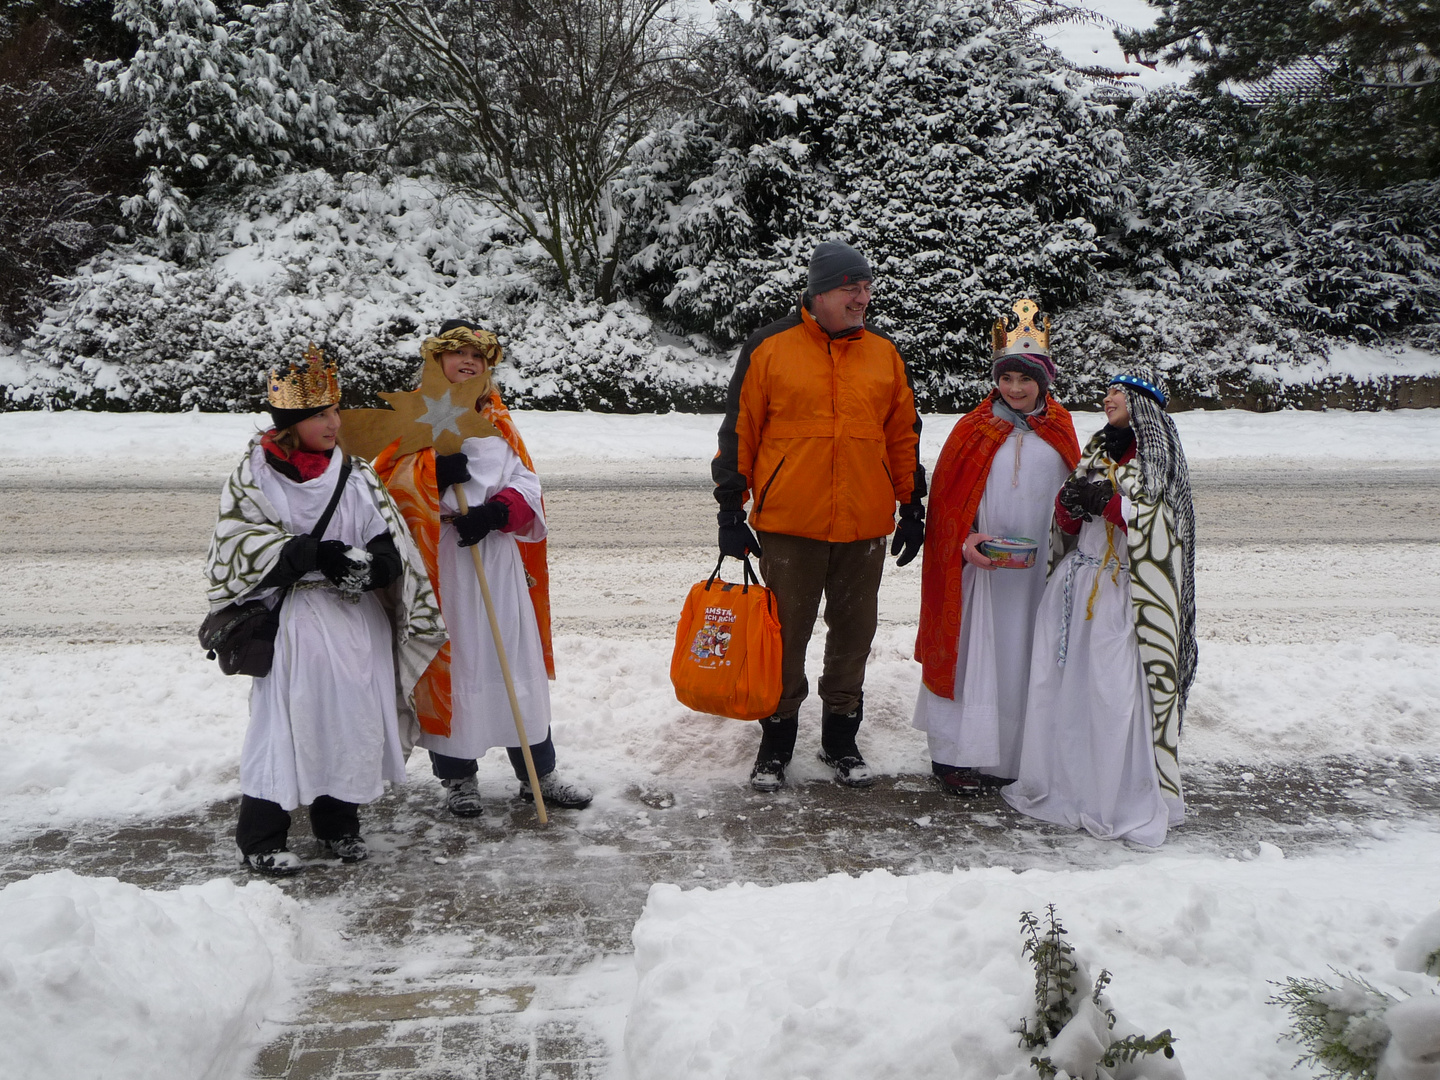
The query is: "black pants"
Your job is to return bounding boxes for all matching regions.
[236,794,359,856]
[429,732,557,783]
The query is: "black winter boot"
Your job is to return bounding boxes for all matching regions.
[751,713,798,792]
[819,702,875,788]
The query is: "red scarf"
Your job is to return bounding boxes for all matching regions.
[914,394,1081,699]
[261,431,332,481]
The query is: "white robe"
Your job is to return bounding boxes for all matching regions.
[416,436,550,761]
[912,425,1069,778]
[1002,505,1173,847]
[241,447,407,810]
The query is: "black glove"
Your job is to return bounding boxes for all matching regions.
[259,534,320,589]
[435,452,470,491]
[456,499,510,547]
[890,501,925,567]
[364,533,403,591]
[315,539,369,589]
[1059,478,1115,521]
[718,510,763,559]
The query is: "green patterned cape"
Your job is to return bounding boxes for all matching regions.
[205,437,447,722]
[1051,432,1191,804]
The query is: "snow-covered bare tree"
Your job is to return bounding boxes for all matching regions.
[91,0,353,247]
[371,0,701,300]
[616,0,1130,405]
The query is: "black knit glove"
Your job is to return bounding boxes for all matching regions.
[718,510,763,559]
[456,499,510,547]
[890,501,925,567]
[435,452,470,491]
[259,534,320,589]
[364,533,403,591]
[315,539,371,591]
[1059,478,1115,521]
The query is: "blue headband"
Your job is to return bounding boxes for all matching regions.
[1110,374,1167,408]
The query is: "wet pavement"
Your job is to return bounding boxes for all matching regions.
[3,756,1438,1079]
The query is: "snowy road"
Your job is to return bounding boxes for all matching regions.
[5,458,1440,645]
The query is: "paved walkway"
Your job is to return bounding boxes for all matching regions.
[4,757,1438,1079]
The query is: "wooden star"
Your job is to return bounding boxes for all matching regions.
[338,358,500,460]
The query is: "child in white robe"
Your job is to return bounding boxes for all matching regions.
[376,320,593,817]
[1004,367,1196,846]
[913,301,1079,795]
[206,349,444,875]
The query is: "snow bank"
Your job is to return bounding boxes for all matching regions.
[625,829,1440,1080]
[3,407,1440,470]
[1184,635,1440,763]
[0,871,306,1080]
[0,645,250,829]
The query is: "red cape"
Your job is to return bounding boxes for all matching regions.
[914,394,1080,699]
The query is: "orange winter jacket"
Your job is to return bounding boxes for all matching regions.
[714,302,925,542]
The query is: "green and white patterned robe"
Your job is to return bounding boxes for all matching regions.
[1005,429,1192,846]
[1046,433,1188,805]
[206,435,447,741]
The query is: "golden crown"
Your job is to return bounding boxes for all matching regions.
[267,343,340,411]
[992,298,1050,356]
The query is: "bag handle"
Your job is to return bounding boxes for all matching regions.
[706,553,762,592]
[309,456,352,540]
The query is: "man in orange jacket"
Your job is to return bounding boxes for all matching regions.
[713,240,926,791]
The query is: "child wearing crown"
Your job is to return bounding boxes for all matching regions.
[1003,367,1197,846]
[373,320,593,818]
[913,300,1080,796]
[205,347,445,875]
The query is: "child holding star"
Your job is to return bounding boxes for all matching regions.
[374,320,592,817]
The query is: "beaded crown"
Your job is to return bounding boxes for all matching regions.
[267,343,340,411]
[992,298,1050,357]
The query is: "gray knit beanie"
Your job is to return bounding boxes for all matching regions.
[807,241,873,297]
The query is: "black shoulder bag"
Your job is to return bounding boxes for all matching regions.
[199,456,353,677]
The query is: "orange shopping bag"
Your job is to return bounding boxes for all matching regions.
[670,555,782,721]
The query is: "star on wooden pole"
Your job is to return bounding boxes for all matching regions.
[337,358,500,461]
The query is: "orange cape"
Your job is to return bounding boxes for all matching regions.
[374,389,554,739]
[914,394,1080,699]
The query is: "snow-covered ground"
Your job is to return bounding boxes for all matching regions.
[3,408,1439,1080]
[628,844,1440,1079]
[0,871,310,1080]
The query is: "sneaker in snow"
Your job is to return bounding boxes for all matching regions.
[520,771,593,810]
[819,749,875,788]
[749,755,788,793]
[442,776,483,818]
[321,835,368,863]
[245,849,303,876]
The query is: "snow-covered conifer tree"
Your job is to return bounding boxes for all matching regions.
[92,0,353,246]
[618,0,1129,404]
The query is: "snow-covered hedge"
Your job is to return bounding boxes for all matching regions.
[7,171,731,412]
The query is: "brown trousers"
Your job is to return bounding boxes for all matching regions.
[757,531,888,719]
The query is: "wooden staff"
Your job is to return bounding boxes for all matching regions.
[453,487,548,825]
